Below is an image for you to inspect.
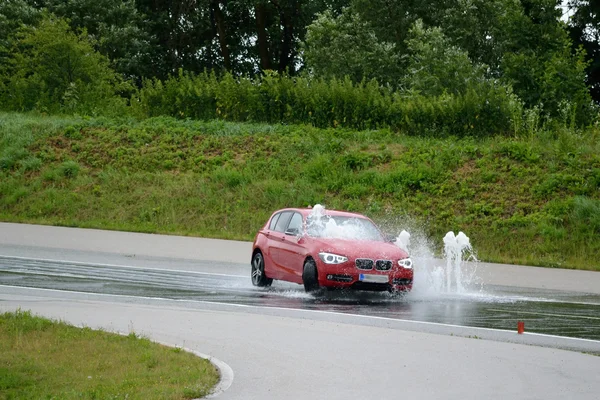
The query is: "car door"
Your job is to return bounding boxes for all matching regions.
[267,211,293,280]
[261,211,282,278]
[277,212,307,283]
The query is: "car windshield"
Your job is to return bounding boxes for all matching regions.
[306,215,384,241]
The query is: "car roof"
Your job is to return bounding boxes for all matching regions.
[273,207,369,219]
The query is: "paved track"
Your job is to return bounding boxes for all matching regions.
[1,222,600,399]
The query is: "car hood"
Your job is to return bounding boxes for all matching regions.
[307,237,409,260]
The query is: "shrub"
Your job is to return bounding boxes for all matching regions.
[133,71,519,137]
[19,157,42,172]
[58,160,80,178]
[571,196,600,234]
[0,147,29,170]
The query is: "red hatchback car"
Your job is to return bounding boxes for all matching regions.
[251,206,413,293]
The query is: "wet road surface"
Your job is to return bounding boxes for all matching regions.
[2,255,599,341]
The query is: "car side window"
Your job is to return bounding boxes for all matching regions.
[273,211,293,233]
[286,213,303,235]
[269,213,281,230]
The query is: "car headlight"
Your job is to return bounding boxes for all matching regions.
[398,257,413,269]
[319,252,348,264]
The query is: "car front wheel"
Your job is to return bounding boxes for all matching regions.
[302,259,319,292]
[251,252,273,287]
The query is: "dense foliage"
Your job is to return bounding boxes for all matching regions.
[1,17,128,115]
[133,71,520,136]
[568,0,600,102]
[0,0,598,127]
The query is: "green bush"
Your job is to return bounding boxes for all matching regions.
[57,160,80,179]
[0,147,29,170]
[19,157,42,172]
[571,196,600,234]
[133,71,519,137]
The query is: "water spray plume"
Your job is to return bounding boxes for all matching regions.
[443,231,477,293]
[395,230,411,252]
[307,204,384,241]
[395,228,479,295]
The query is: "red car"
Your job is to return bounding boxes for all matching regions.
[251,206,413,293]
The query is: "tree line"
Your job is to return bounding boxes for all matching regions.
[0,0,598,130]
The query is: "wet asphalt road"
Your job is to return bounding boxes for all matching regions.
[3,223,600,399]
[2,255,600,341]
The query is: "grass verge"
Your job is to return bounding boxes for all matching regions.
[0,310,220,399]
[0,112,599,270]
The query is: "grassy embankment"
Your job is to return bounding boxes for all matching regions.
[0,310,219,399]
[0,112,599,270]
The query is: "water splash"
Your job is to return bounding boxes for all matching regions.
[442,231,477,293]
[307,204,384,241]
[395,230,411,252]
[394,229,480,296]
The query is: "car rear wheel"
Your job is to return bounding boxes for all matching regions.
[302,259,319,292]
[251,252,273,287]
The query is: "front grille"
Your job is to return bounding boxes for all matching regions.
[392,278,413,285]
[375,260,392,271]
[355,258,374,270]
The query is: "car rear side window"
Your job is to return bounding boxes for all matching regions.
[273,211,293,232]
[286,212,303,234]
[269,213,281,230]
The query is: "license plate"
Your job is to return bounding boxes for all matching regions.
[359,274,389,284]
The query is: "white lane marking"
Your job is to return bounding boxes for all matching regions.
[487,308,600,321]
[3,284,600,345]
[0,254,247,278]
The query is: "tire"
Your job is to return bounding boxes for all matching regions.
[251,252,273,287]
[302,258,319,292]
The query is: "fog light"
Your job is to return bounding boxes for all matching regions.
[327,274,333,280]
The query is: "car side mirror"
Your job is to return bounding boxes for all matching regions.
[385,234,396,243]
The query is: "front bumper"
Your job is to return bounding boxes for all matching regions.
[317,261,413,292]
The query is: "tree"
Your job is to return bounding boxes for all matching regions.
[498,0,593,120]
[402,20,489,96]
[568,0,600,102]
[33,0,151,81]
[133,0,350,78]
[303,8,402,85]
[2,16,126,114]
[348,0,592,121]
[351,0,450,48]
[0,0,42,71]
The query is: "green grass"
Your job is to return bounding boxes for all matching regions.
[1,111,599,270]
[0,310,220,399]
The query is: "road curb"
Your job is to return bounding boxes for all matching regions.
[186,349,234,399]
[123,335,234,398]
